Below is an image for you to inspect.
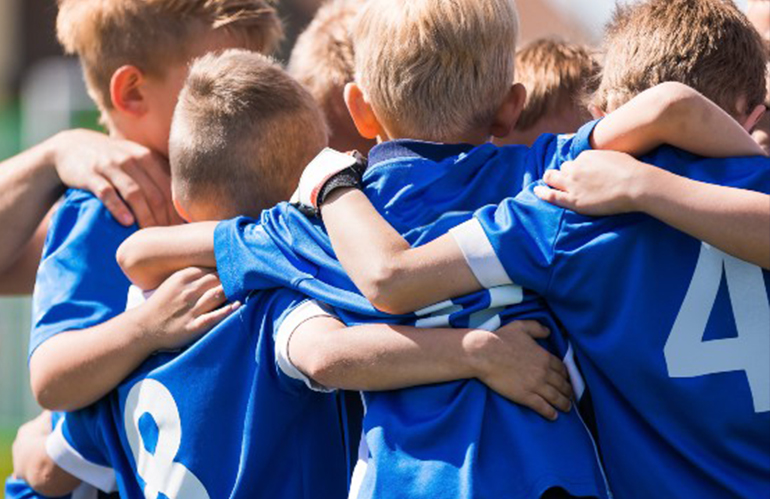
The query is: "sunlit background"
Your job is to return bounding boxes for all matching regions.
[0,0,753,481]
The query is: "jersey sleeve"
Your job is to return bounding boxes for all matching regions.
[46,409,117,494]
[270,291,341,394]
[29,190,135,358]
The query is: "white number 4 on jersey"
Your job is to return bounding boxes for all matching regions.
[665,243,770,413]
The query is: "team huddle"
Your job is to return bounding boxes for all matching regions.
[4,0,770,498]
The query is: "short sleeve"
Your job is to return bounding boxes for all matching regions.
[272,295,340,393]
[30,190,135,358]
[46,410,117,494]
[449,184,566,295]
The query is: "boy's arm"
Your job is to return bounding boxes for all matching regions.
[12,412,81,497]
[536,150,770,269]
[591,82,765,158]
[117,223,218,290]
[322,189,479,314]
[29,268,238,411]
[288,315,572,420]
[0,130,176,294]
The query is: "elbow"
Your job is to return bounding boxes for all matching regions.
[357,262,414,315]
[652,82,700,119]
[29,357,73,412]
[116,238,145,283]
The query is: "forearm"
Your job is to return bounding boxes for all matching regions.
[323,189,479,314]
[0,138,63,274]
[0,214,49,295]
[634,166,770,268]
[593,82,764,157]
[292,320,488,391]
[29,308,158,411]
[117,223,217,290]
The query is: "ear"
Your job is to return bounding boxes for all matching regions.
[742,104,767,133]
[110,65,150,117]
[344,82,384,140]
[588,105,606,119]
[490,83,527,138]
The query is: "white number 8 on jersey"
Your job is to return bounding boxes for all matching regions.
[124,379,211,499]
[665,243,770,413]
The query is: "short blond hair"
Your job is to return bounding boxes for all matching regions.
[593,0,767,117]
[514,39,599,131]
[352,0,519,141]
[170,50,328,218]
[56,0,283,110]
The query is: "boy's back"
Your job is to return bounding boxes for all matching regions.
[49,288,351,499]
[459,148,770,498]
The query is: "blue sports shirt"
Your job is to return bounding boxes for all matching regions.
[30,189,136,357]
[47,289,351,499]
[449,146,770,498]
[213,123,611,499]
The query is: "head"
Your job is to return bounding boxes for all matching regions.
[495,39,600,147]
[345,0,527,145]
[592,0,767,132]
[169,50,329,222]
[289,0,375,155]
[56,0,283,156]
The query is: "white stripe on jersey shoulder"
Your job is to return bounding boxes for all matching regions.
[126,284,155,311]
[449,218,513,289]
[47,419,118,493]
[71,482,100,499]
[564,342,585,401]
[275,299,339,392]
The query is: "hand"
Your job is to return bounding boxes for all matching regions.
[136,267,240,351]
[470,320,573,420]
[12,411,52,478]
[49,129,181,228]
[534,150,653,216]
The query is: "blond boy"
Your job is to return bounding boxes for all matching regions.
[495,38,599,147]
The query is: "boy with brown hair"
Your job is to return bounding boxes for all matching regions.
[9,1,282,497]
[111,0,765,498]
[495,38,599,147]
[288,0,375,155]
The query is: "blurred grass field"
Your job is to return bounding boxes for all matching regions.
[1,428,14,480]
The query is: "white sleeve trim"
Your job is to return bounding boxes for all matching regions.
[449,219,513,289]
[125,285,154,311]
[275,299,339,392]
[46,419,118,493]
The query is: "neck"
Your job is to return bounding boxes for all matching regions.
[378,129,491,146]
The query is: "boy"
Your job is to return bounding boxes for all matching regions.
[278,0,770,497]
[116,2,763,499]
[288,0,376,155]
[9,0,282,497]
[15,50,565,499]
[494,38,599,147]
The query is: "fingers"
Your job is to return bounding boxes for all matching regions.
[119,159,169,228]
[193,301,242,332]
[194,284,227,314]
[522,393,559,421]
[546,367,574,400]
[101,166,157,228]
[538,383,572,414]
[90,177,135,226]
[132,149,175,226]
[542,169,569,191]
[534,185,574,210]
[517,320,551,339]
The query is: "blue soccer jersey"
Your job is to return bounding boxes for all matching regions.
[30,189,137,357]
[212,126,611,499]
[448,147,770,498]
[46,289,351,499]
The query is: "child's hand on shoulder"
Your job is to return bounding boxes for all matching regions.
[135,267,241,351]
[534,150,656,216]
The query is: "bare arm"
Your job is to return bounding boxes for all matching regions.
[592,82,765,157]
[0,129,178,295]
[290,316,572,420]
[12,412,81,497]
[117,223,218,290]
[29,268,237,411]
[537,151,770,269]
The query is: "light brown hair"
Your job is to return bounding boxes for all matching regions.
[514,39,599,131]
[56,0,283,110]
[351,0,520,141]
[170,49,328,219]
[593,0,767,117]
